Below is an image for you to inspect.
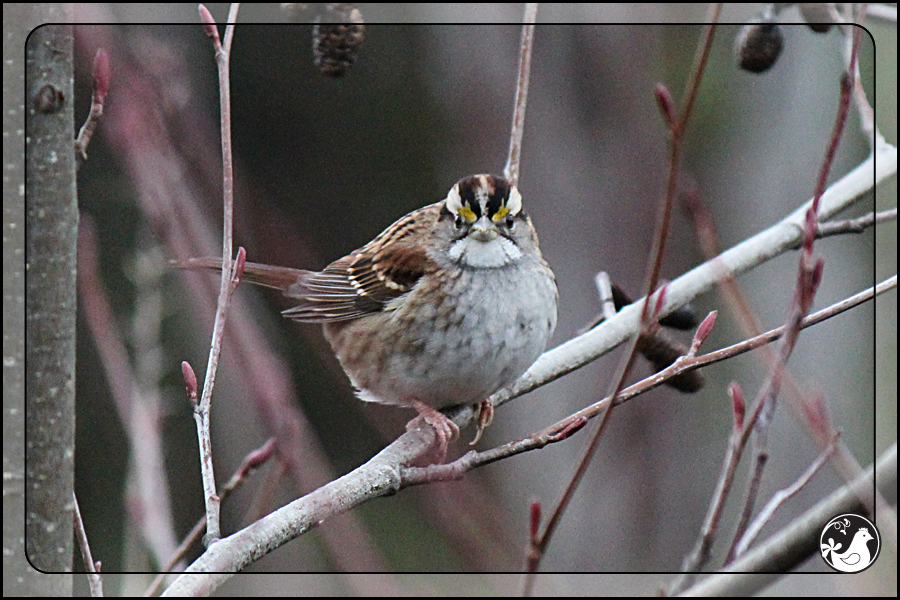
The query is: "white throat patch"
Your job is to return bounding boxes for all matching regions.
[449,235,522,268]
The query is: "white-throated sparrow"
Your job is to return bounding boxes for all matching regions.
[184,174,559,461]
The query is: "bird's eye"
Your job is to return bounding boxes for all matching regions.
[505,216,516,230]
[454,216,466,230]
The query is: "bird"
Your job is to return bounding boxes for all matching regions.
[822,527,875,572]
[181,174,559,462]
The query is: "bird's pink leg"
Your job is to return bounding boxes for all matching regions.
[469,400,494,445]
[406,399,460,463]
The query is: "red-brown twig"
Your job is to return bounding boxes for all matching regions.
[523,11,721,591]
[669,382,746,590]
[733,432,840,559]
[523,500,542,580]
[681,444,895,597]
[503,3,537,187]
[676,26,866,593]
[680,187,894,573]
[75,48,109,170]
[724,26,860,562]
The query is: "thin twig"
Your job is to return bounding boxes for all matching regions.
[75,48,109,170]
[815,208,897,239]
[145,438,277,597]
[523,499,542,583]
[194,2,241,546]
[670,20,867,584]
[725,27,860,560]
[677,4,722,131]
[137,15,392,569]
[841,4,882,151]
[668,383,746,593]
[503,3,537,187]
[523,16,723,591]
[73,492,103,597]
[681,191,894,575]
[732,433,840,559]
[681,443,895,597]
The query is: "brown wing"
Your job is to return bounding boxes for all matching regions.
[281,203,440,323]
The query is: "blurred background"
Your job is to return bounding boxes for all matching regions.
[67,4,895,596]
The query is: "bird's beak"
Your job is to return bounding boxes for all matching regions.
[469,215,498,242]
